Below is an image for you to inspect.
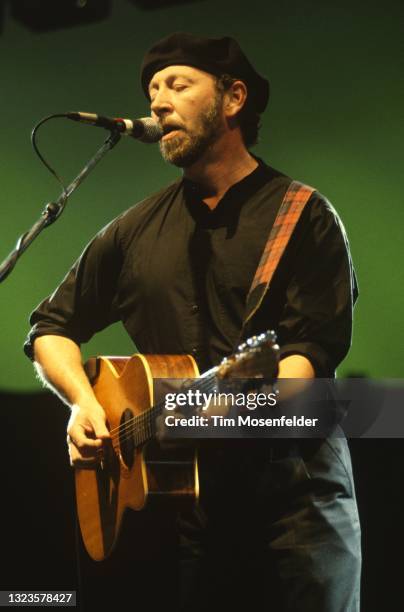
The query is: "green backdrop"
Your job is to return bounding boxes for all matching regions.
[1,0,403,391]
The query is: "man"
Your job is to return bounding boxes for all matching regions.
[24,33,361,611]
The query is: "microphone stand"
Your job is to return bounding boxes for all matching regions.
[0,129,121,283]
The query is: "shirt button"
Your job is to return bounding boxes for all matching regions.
[191,347,198,355]
[191,304,199,313]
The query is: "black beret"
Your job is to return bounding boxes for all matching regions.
[140,32,270,113]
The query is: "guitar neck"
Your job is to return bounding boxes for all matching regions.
[132,366,219,447]
[126,331,279,448]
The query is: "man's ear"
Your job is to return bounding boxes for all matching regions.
[224,80,248,118]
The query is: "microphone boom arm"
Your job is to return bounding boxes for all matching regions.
[0,129,121,283]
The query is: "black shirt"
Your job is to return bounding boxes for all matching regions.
[24,159,358,376]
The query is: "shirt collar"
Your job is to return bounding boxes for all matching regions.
[183,157,276,223]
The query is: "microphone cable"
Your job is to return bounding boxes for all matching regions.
[31,113,71,219]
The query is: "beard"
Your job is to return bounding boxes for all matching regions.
[159,92,224,168]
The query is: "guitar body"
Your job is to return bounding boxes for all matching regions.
[75,353,199,561]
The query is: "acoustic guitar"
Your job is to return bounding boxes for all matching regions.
[75,331,279,561]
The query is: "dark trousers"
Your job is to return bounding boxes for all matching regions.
[178,437,361,611]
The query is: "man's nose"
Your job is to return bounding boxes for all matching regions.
[150,89,173,117]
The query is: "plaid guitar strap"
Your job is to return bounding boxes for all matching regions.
[242,180,316,331]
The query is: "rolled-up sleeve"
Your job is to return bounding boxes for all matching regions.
[277,195,358,376]
[24,218,123,361]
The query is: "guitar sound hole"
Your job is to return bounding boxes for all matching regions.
[119,408,135,469]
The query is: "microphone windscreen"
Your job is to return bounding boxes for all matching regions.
[134,117,163,143]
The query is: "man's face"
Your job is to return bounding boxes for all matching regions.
[148,65,225,167]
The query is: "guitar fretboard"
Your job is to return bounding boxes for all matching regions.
[131,367,219,447]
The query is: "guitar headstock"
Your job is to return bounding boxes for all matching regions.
[216,330,279,380]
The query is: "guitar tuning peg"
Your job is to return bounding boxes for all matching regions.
[265,330,277,342]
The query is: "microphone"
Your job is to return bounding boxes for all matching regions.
[66,112,163,143]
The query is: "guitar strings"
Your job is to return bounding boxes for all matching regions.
[96,373,216,454]
[94,372,218,457]
[92,346,271,457]
[90,341,273,459]
[108,369,217,439]
[96,349,265,444]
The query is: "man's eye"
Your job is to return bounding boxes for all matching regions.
[174,84,187,91]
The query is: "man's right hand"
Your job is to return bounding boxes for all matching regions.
[66,401,111,467]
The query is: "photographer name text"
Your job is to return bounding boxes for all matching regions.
[164,414,319,428]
